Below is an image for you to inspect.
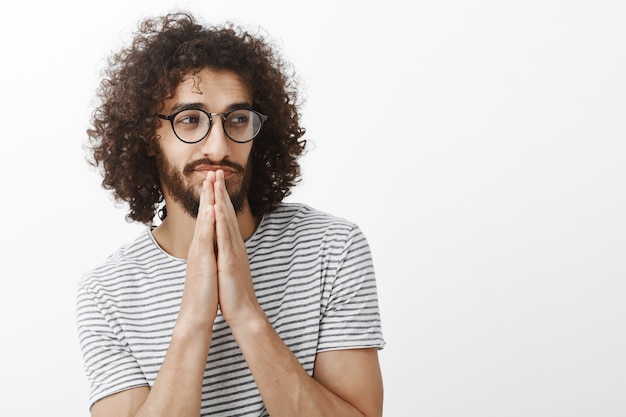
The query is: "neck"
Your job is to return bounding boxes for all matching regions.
[152,199,259,259]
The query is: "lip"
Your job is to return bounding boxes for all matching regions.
[193,165,237,178]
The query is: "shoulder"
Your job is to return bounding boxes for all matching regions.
[248,202,368,254]
[77,228,174,293]
[261,202,357,234]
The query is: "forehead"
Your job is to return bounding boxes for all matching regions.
[165,68,252,110]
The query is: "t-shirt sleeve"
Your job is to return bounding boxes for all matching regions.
[76,280,149,408]
[317,224,385,352]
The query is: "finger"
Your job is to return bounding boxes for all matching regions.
[214,170,239,241]
[214,170,233,210]
[193,171,216,245]
[204,170,216,207]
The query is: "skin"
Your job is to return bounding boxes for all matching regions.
[90,68,383,417]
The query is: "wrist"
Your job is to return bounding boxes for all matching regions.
[172,320,214,346]
[227,308,271,338]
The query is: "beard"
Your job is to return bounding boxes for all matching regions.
[154,152,251,218]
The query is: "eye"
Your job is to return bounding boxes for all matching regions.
[226,110,252,129]
[180,115,200,124]
[228,111,250,124]
[174,110,207,131]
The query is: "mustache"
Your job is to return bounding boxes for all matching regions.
[182,158,245,176]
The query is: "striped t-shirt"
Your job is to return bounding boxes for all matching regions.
[76,203,385,416]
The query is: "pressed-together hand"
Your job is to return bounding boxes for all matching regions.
[212,170,262,325]
[177,171,220,333]
[180,169,260,332]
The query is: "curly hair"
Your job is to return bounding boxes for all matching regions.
[87,12,306,224]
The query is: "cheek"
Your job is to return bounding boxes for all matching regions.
[236,143,254,164]
[158,136,193,163]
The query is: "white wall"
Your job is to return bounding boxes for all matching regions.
[0,1,624,416]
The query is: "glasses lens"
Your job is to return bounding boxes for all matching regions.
[225,110,263,142]
[173,109,210,143]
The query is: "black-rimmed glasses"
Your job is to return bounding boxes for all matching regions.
[156,108,268,144]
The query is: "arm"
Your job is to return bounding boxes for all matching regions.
[231,317,384,417]
[91,173,219,417]
[313,348,383,416]
[91,328,213,417]
[213,170,384,417]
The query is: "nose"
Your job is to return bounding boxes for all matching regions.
[199,117,231,160]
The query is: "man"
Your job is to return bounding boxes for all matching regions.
[77,11,385,417]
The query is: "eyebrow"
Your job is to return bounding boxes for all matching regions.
[169,101,253,114]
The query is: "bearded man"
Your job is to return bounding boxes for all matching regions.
[77,11,385,417]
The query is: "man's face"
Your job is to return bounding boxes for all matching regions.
[153,68,254,217]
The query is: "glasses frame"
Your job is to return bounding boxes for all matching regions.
[156,108,268,144]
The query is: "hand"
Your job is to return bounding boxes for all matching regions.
[176,171,219,334]
[213,170,263,325]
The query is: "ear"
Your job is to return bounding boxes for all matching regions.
[147,145,156,156]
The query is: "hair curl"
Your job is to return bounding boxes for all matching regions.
[87,12,306,224]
